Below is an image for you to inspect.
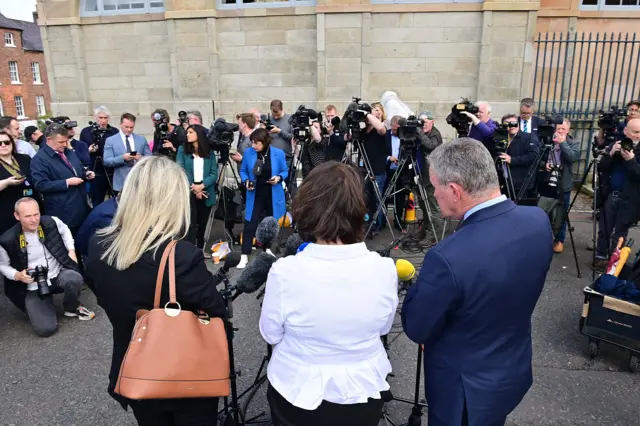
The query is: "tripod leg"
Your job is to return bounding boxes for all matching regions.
[566,215,582,278]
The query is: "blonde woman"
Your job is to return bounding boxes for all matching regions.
[85,156,226,426]
[362,102,389,236]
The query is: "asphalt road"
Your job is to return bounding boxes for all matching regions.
[1,213,640,426]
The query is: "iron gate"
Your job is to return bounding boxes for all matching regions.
[532,32,640,180]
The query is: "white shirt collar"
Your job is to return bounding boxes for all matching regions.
[463,194,507,221]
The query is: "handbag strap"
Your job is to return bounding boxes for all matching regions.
[154,240,179,308]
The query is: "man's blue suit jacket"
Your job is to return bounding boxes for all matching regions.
[103,133,151,191]
[401,199,553,426]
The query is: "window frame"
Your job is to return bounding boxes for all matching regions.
[0,99,4,116]
[9,62,20,84]
[79,0,166,17]
[4,33,15,47]
[14,96,25,118]
[216,0,316,10]
[580,0,640,10]
[32,62,42,84]
[370,0,480,3]
[36,96,46,117]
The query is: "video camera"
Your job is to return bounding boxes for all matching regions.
[46,117,77,129]
[446,98,479,137]
[260,114,275,131]
[177,110,188,126]
[317,112,341,138]
[537,115,564,146]
[289,105,318,142]
[28,265,49,298]
[397,116,424,150]
[207,118,238,163]
[597,106,626,147]
[492,121,518,155]
[340,97,372,139]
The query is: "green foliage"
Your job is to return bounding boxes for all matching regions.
[37,114,52,131]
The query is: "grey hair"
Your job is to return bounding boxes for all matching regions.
[476,101,491,114]
[428,138,499,196]
[14,197,39,213]
[520,98,534,108]
[187,110,203,124]
[562,117,571,127]
[94,105,111,117]
[390,115,402,126]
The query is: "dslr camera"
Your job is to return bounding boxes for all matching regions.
[397,116,424,150]
[446,98,479,137]
[289,105,318,142]
[207,118,238,163]
[28,265,50,298]
[46,117,78,129]
[177,110,188,126]
[260,114,275,131]
[340,97,372,138]
[597,106,626,147]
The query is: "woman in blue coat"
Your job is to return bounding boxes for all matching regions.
[238,128,288,268]
[177,125,218,249]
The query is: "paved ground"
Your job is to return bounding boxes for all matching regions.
[1,207,640,426]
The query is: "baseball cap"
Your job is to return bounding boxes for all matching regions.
[23,126,38,142]
[418,111,434,120]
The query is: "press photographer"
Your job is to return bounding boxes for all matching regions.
[458,101,497,150]
[235,113,257,161]
[268,100,294,162]
[289,105,323,179]
[0,197,95,337]
[595,106,627,150]
[494,114,539,200]
[538,118,580,254]
[323,104,346,162]
[594,118,640,271]
[418,110,443,217]
[150,109,186,159]
[79,105,119,207]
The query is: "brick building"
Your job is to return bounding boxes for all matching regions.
[35,0,640,139]
[0,12,51,123]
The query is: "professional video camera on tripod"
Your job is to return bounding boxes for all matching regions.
[446,98,479,137]
[491,122,518,201]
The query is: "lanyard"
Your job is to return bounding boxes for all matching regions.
[0,156,21,178]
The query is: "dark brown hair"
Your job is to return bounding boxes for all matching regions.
[237,112,256,130]
[184,125,211,158]
[0,130,17,155]
[292,162,366,244]
[270,99,283,111]
[250,128,271,149]
[121,112,136,123]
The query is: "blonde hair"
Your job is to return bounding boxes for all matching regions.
[371,102,386,122]
[98,156,191,270]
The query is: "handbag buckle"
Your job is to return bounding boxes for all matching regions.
[164,301,182,317]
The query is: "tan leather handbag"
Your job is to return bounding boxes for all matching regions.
[115,240,231,400]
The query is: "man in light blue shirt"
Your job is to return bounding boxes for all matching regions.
[0,116,36,157]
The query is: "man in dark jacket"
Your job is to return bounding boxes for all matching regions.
[0,198,94,337]
[151,109,186,160]
[594,118,640,271]
[75,196,118,258]
[497,114,540,200]
[31,124,95,235]
[519,98,545,143]
[418,111,443,234]
[462,101,498,150]
[56,116,91,168]
[323,105,346,162]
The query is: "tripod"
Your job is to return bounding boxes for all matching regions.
[495,156,517,202]
[204,158,243,253]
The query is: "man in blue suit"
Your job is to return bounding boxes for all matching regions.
[519,97,545,144]
[31,124,95,235]
[103,113,151,193]
[401,138,553,426]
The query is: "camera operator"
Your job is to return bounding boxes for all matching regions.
[299,120,323,179]
[31,124,95,235]
[615,100,640,136]
[234,112,257,162]
[54,116,90,168]
[186,110,204,126]
[594,118,640,271]
[384,115,403,228]
[418,111,443,230]
[519,98,544,142]
[537,119,580,253]
[323,104,347,162]
[150,109,186,159]
[268,100,294,163]
[0,116,37,157]
[362,102,390,236]
[0,197,95,337]
[80,105,119,207]
[462,101,498,150]
[24,126,44,146]
[104,113,151,194]
[497,114,540,199]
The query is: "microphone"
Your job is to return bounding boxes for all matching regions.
[236,252,278,294]
[396,259,416,282]
[255,216,279,254]
[212,251,242,284]
[284,233,304,257]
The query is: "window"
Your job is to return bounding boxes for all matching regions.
[9,62,20,84]
[0,99,3,116]
[36,96,46,116]
[581,0,640,9]
[32,62,42,84]
[218,0,315,8]
[4,33,15,47]
[14,96,24,118]
[80,0,165,16]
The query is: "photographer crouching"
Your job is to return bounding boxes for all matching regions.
[0,197,95,337]
[594,118,640,271]
[151,109,186,160]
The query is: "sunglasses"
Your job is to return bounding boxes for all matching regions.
[0,140,12,146]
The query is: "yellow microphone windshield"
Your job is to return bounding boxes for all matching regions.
[396,259,416,281]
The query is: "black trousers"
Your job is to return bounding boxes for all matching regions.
[90,173,114,207]
[267,384,383,426]
[130,398,218,426]
[190,194,213,249]
[242,185,273,255]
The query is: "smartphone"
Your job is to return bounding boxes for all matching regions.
[130,151,138,156]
